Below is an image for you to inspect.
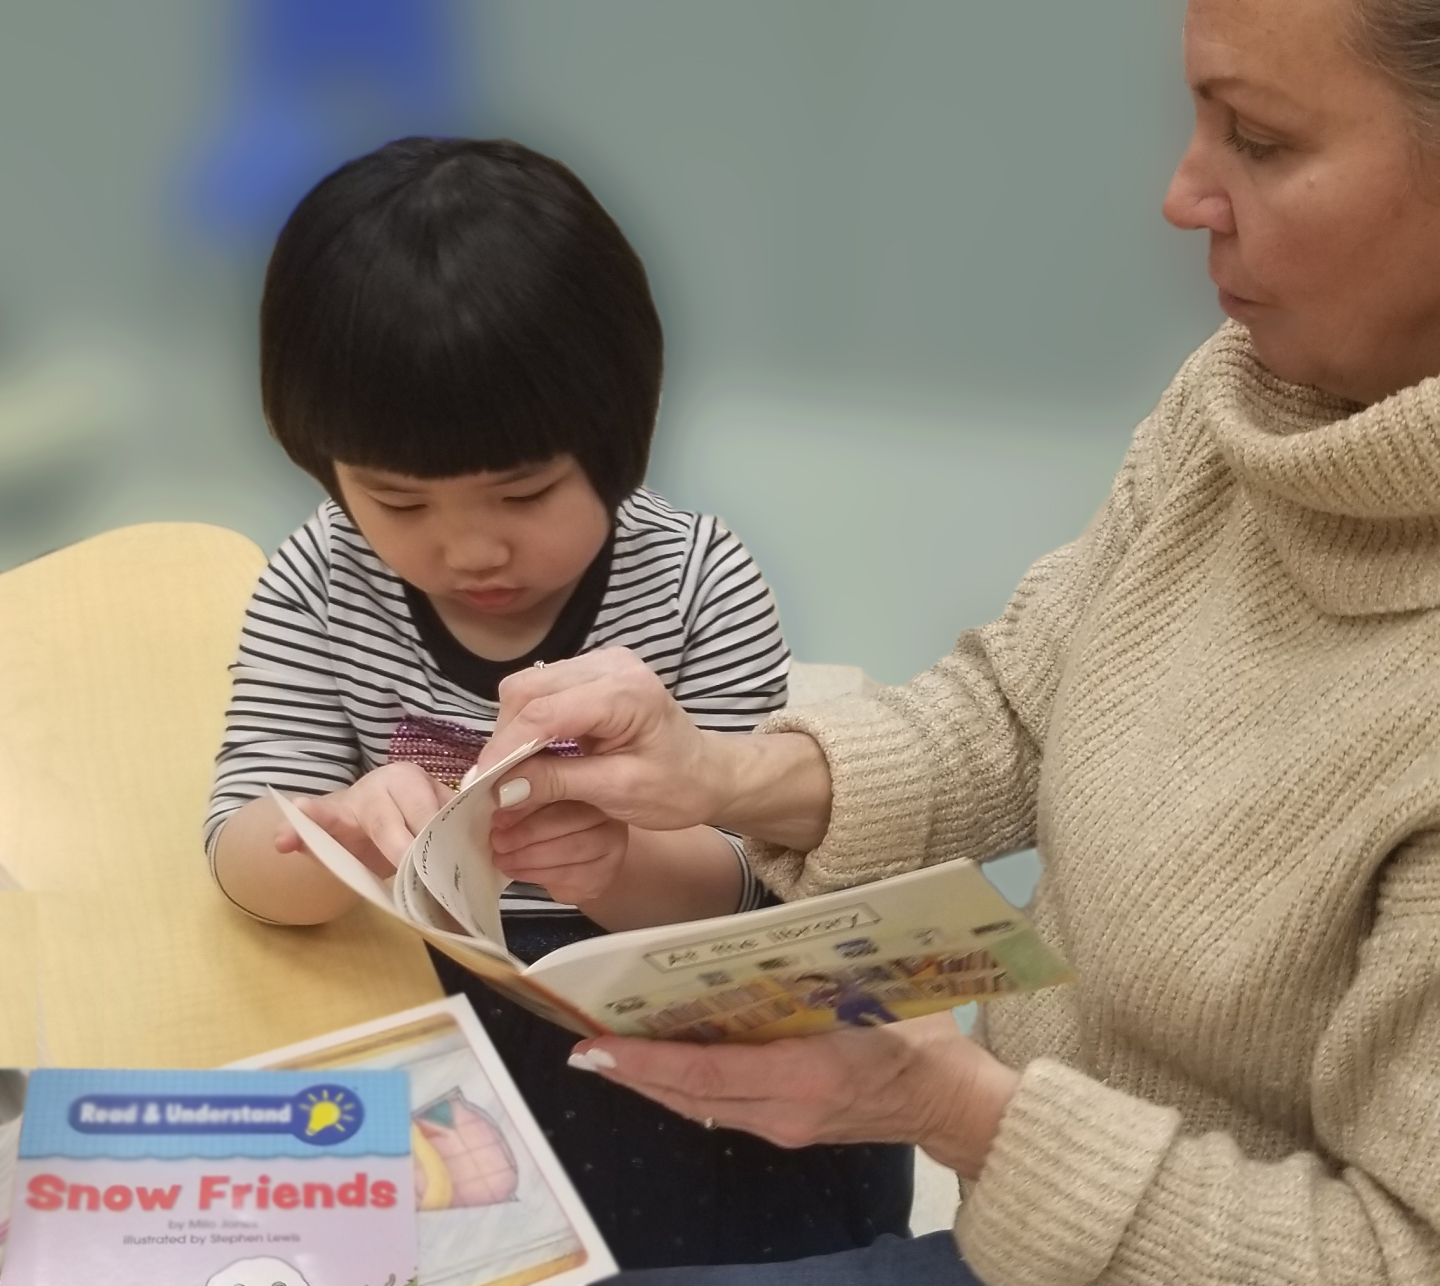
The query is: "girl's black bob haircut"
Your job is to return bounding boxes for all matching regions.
[260,136,662,510]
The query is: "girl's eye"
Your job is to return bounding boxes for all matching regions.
[374,499,426,514]
[504,484,556,505]
[1224,125,1280,162]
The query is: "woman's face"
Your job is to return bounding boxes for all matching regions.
[1164,0,1440,403]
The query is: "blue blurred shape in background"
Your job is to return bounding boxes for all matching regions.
[183,0,464,241]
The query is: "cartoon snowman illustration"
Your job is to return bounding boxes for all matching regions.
[204,1255,311,1286]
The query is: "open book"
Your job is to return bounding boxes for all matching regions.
[271,742,1072,1043]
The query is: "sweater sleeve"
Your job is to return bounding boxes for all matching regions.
[745,361,1195,899]
[956,829,1440,1286]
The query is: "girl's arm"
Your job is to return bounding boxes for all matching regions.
[213,760,454,925]
[212,795,360,925]
[204,513,366,923]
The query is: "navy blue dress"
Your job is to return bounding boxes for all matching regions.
[402,548,913,1269]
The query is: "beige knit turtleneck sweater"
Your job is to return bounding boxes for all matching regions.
[750,323,1440,1286]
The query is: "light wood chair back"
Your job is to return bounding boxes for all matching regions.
[0,523,439,1068]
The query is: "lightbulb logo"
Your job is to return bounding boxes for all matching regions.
[295,1085,362,1145]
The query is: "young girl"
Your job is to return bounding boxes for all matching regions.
[204,137,911,1270]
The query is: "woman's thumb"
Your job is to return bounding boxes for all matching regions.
[493,753,614,820]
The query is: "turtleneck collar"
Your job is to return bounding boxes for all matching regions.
[1200,323,1440,616]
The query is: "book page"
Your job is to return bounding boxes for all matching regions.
[527,859,1072,1042]
[232,997,616,1286]
[268,788,408,918]
[409,739,546,946]
[269,789,516,972]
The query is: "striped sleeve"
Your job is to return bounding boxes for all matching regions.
[672,518,790,910]
[673,519,790,731]
[202,519,363,868]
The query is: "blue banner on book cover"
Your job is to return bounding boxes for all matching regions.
[4,1068,416,1286]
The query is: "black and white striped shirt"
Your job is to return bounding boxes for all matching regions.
[205,489,789,919]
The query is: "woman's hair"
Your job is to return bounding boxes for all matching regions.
[1353,0,1440,139]
[260,137,662,509]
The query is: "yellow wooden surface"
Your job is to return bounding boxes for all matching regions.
[0,893,38,1065]
[0,523,440,1068]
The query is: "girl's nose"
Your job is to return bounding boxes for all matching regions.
[444,530,508,574]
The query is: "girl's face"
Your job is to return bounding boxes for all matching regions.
[1164,0,1440,404]
[334,455,611,624]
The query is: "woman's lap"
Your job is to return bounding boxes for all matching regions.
[607,1232,983,1286]
[429,940,914,1269]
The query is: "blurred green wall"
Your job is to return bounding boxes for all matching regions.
[0,0,1218,687]
[478,1,1218,681]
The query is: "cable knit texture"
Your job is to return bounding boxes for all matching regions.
[749,323,1440,1285]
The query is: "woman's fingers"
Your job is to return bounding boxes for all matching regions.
[490,800,607,851]
[491,649,643,736]
[566,1036,847,1147]
[480,650,678,767]
[492,753,656,827]
[491,805,628,903]
[566,1014,1002,1165]
[572,1034,805,1106]
[466,647,732,835]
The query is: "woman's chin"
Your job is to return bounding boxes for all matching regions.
[1243,321,1332,393]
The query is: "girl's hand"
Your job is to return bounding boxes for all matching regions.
[490,801,630,905]
[273,762,452,873]
[567,1011,1021,1182]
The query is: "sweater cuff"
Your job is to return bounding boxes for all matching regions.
[742,694,936,899]
[955,1059,1181,1286]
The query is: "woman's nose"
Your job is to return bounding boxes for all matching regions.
[1162,138,1236,236]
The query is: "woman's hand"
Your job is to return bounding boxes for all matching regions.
[477,649,730,831]
[490,800,630,905]
[273,762,452,874]
[567,1010,1021,1182]
[474,648,835,853]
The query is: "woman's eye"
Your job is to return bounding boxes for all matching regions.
[1224,125,1280,162]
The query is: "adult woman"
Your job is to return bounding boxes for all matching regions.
[474,0,1440,1281]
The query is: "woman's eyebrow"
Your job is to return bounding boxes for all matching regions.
[1195,76,1300,111]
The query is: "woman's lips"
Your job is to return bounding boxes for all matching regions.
[1216,286,1264,318]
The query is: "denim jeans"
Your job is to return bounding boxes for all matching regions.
[607,1232,986,1286]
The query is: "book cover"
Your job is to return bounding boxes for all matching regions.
[232,997,616,1286]
[3,1067,416,1286]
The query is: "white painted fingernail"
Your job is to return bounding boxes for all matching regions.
[459,765,481,790]
[567,1048,617,1072]
[497,777,531,808]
